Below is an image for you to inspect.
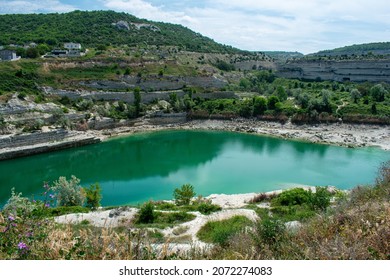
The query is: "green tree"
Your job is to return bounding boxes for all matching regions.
[275,86,287,101]
[253,96,267,115]
[173,184,196,206]
[267,95,280,110]
[370,84,387,102]
[26,47,39,58]
[84,183,102,209]
[239,78,251,90]
[350,88,362,103]
[239,99,254,118]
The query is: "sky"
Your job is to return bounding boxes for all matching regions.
[0,0,389,54]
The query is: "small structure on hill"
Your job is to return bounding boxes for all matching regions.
[64,42,82,50]
[0,50,21,61]
[45,43,84,58]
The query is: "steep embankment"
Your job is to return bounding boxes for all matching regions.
[277,59,390,83]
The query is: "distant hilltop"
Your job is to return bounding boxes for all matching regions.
[0,10,243,54]
[309,42,390,57]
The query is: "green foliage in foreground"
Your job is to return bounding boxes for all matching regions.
[0,162,389,260]
[197,216,252,246]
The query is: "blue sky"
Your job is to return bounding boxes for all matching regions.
[0,0,389,54]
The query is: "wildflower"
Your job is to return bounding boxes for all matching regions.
[45,203,50,208]
[8,215,15,221]
[49,194,55,199]
[17,242,29,251]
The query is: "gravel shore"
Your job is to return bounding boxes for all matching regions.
[94,118,390,150]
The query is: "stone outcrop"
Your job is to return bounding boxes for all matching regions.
[276,59,390,83]
[79,75,227,91]
[45,88,238,104]
[0,129,100,160]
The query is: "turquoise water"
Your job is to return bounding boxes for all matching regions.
[0,130,389,207]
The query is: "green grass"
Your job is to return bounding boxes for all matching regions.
[197,215,252,246]
[135,211,196,229]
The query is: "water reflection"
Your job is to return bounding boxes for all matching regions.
[0,130,388,207]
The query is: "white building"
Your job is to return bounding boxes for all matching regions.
[64,43,82,50]
[0,50,21,61]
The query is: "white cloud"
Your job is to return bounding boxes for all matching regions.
[0,0,76,14]
[99,0,390,53]
[101,0,198,24]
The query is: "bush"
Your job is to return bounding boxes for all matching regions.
[136,201,156,224]
[271,188,311,207]
[46,206,90,217]
[197,216,252,247]
[2,188,37,216]
[173,184,196,206]
[309,187,331,211]
[197,202,221,215]
[254,218,286,245]
[50,176,85,207]
[155,211,195,224]
[84,183,102,209]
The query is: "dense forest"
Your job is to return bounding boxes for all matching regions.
[0,10,242,54]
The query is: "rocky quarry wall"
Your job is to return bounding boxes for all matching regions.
[276,59,390,83]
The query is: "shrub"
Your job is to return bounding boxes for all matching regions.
[197,216,252,247]
[155,211,195,224]
[173,184,196,206]
[2,188,37,216]
[197,202,221,215]
[84,183,102,209]
[46,206,89,217]
[254,217,286,245]
[136,201,156,224]
[50,176,85,207]
[309,187,331,211]
[271,188,311,207]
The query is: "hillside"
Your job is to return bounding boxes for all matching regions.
[309,42,390,57]
[0,10,242,54]
[263,51,304,61]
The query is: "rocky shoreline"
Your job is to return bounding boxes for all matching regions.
[93,118,390,151]
[0,130,100,161]
[1,118,389,161]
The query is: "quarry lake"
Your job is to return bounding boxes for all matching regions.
[1,130,389,207]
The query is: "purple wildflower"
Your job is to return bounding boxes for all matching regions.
[49,194,55,199]
[44,203,50,208]
[8,215,15,221]
[17,242,29,251]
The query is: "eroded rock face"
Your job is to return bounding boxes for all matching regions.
[113,21,130,30]
[276,59,390,83]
